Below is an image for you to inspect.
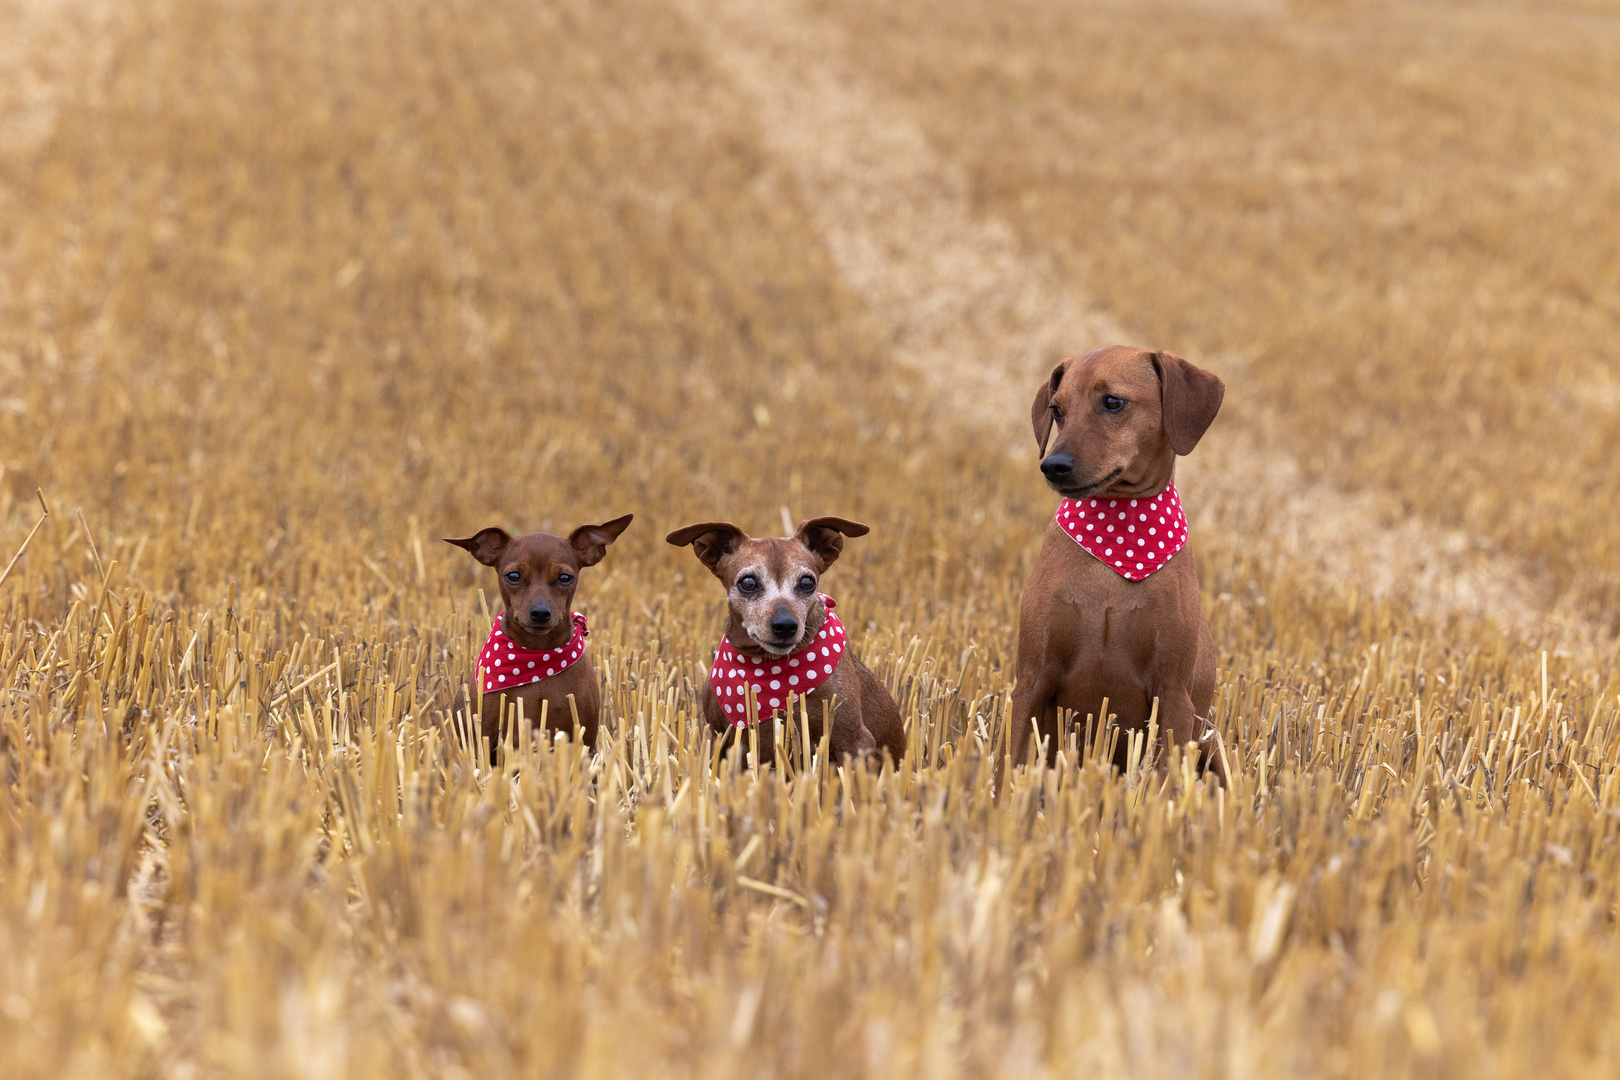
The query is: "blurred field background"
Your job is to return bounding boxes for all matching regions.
[2,0,1618,1075]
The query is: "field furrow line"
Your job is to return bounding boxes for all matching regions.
[682,0,1597,647]
[0,0,120,159]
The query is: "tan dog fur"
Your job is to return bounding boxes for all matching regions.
[666,517,906,766]
[1005,346,1227,783]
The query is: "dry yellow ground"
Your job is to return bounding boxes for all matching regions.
[1,0,1617,1076]
[822,0,1620,618]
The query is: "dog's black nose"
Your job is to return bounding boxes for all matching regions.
[530,605,552,626]
[1040,453,1075,480]
[770,613,799,640]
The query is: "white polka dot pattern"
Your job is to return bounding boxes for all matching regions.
[476,611,589,694]
[1055,484,1190,581]
[710,596,847,729]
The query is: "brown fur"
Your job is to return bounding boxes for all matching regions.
[666,517,906,766]
[1004,346,1227,784]
[446,515,632,751]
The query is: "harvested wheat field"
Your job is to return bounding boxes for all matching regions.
[2,0,1618,1074]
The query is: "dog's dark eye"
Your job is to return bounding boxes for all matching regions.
[504,570,522,585]
[796,574,817,593]
[738,574,760,594]
[1102,395,1125,413]
[556,572,574,586]
[1049,403,1063,421]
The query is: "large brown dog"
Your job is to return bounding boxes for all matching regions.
[1006,346,1226,782]
[447,515,632,750]
[666,517,906,766]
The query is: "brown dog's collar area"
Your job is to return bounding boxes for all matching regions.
[477,611,589,694]
[711,597,845,727]
[1055,484,1190,580]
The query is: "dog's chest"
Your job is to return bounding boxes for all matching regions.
[1034,525,1201,656]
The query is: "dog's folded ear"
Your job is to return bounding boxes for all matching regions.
[1030,358,1074,453]
[444,527,513,568]
[1153,351,1225,455]
[794,516,869,569]
[666,521,748,576]
[569,514,634,567]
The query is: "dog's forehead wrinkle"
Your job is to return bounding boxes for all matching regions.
[1097,359,1158,390]
[1060,369,1158,414]
[734,538,814,587]
[506,532,579,572]
[765,539,800,580]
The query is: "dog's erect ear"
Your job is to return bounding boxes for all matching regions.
[1153,351,1225,455]
[1031,358,1074,453]
[665,521,749,577]
[794,516,870,570]
[568,514,634,568]
[444,527,513,568]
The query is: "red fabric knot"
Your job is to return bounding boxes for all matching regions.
[1055,483,1189,581]
[710,595,846,729]
[476,611,588,694]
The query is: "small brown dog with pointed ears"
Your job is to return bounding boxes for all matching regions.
[666,516,905,765]
[447,514,632,750]
[1005,346,1227,783]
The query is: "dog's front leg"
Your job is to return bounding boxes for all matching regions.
[752,715,779,768]
[822,696,876,763]
[1001,672,1055,791]
[1155,687,1223,781]
[843,717,879,764]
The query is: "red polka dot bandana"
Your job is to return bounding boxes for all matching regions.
[1056,484,1189,581]
[476,612,588,694]
[710,596,846,728]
